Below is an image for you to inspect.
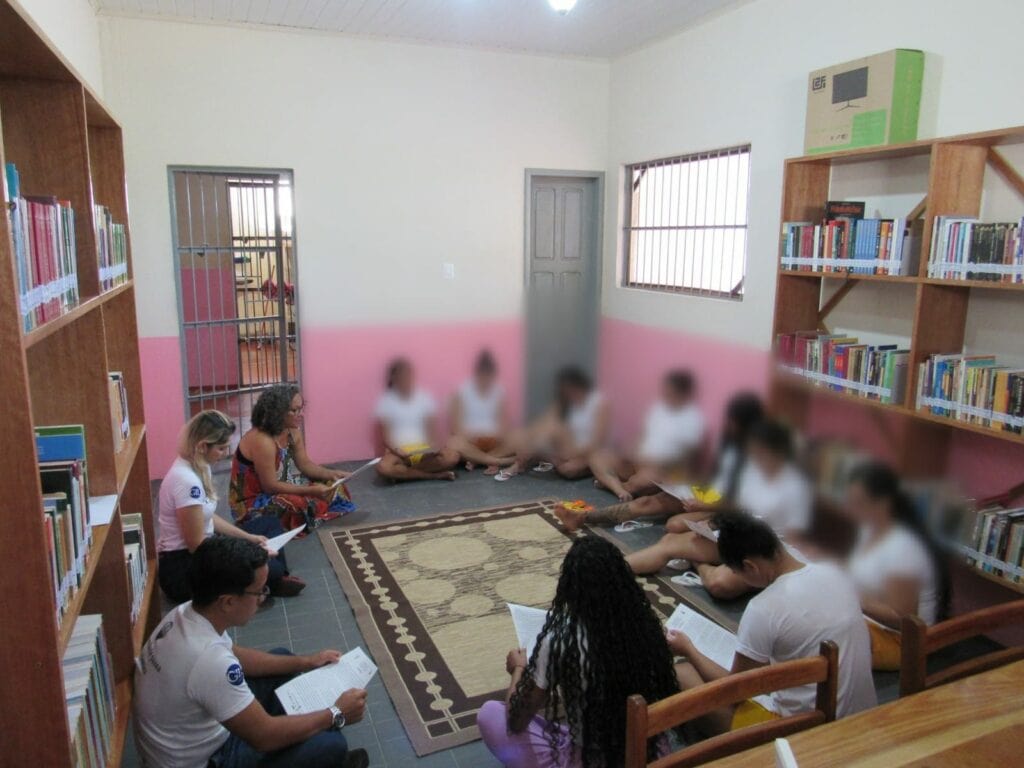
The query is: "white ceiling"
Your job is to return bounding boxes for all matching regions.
[93,0,744,58]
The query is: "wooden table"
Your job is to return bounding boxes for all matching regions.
[703,660,1024,768]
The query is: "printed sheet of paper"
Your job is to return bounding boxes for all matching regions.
[654,481,696,502]
[507,603,548,659]
[682,518,719,542]
[276,647,378,715]
[265,524,305,553]
[331,457,382,487]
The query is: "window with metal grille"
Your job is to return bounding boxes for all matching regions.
[623,145,750,298]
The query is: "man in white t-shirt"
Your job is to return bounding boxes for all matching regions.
[134,537,370,768]
[668,511,876,737]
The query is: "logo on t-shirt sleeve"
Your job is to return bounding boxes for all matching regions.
[189,486,202,499]
[226,663,245,686]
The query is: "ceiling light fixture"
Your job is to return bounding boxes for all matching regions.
[549,0,578,15]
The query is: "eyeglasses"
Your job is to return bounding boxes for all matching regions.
[241,585,270,602]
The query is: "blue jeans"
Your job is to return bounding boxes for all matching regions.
[237,516,290,586]
[208,649,349,768]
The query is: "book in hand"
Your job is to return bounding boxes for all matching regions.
[665,604,738,671]
[507,603,548,659]
[264,524,305,553]
[275,648,378,716]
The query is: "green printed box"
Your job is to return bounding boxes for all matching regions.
[804,49,924,154]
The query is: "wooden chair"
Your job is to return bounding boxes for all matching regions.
[899,599,1024,697]
[624,641,838,768]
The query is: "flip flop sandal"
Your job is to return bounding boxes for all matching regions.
[495,468,518,482]
[614,520,654,533]
[671,572,704,588]
[532,462,555,473]
[666,558,692,571]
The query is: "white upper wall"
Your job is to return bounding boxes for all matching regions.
[13,0,104,95]
[98,17,609,337]
[602,0,1024,350]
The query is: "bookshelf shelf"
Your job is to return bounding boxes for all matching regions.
[950,559,1024,595]
[910,409,1024,447]
[920,277,1024,292]
[781,271,921,285]
[0,1,155,763]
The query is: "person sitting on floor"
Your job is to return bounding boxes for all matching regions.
[447,349,518,474]
[134,536,370,768]
[555,392,763,536]
[623,419,812,600]
[496,366,610,482]
[478,536,681,768]
[158,410,300,603]
[668,511,876,739]
[844,461,948,671]
[230,384,354,535]
[587,369,705,502]
[375,357,463,482]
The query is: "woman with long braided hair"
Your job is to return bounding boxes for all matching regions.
[477,535,681,767]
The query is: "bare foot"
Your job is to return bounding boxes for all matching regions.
[554,503,587,532]
[434,471,457,482]
[618,491,634,502]
[465,461,476,471]
[483,464,500,475]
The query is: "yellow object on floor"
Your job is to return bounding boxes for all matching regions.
[867,619,902,671]
[731,699,780,730]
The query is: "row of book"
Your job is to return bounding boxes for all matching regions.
[780,217,914,276]
[927,217,1024,283]
[5,163,80,332]
[954,506,1024,583]
[39,425,93,628]
[95,205,128,291]
[108,371,130,453]
[63,614,116,768]
[123,513,148,625]
[776,331,910,405]
[915,354,1024,434]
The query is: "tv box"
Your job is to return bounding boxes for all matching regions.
[804,49,924,155]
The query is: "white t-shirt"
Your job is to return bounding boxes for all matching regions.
[457,379,504,437]
[566,391,604,448]
[735,462,812,535]
[374,389,436,447]
[134,603,255,768]
[848,524,939,625]
[158,457,217,553]
[637,400,704,464]
[736,562,877,718]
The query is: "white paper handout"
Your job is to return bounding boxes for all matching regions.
[507,603,548,659]
[264,524,306,553]
[276,647,378,715]
[654,481,695,502]
[665,603,738,671]
[331,458,382,487]
[682,518,719,542]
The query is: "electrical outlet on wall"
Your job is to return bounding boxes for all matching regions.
[442,262,456,280]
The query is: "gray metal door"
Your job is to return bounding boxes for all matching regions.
[525,173,601,419]
[170,168,300,434]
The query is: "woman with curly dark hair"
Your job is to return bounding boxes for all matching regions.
[477,536,680,767]
[230,384,355,554]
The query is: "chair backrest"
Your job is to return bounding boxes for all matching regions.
[624,641,838,768]
[899,599,1024,696]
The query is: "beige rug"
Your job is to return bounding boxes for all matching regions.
[319,499,687,755]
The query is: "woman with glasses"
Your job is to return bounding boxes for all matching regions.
[158,410,298,603]
[230,384,355,539]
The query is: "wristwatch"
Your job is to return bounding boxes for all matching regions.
[328,705,346,730]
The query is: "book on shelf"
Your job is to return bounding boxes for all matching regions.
[94,204,129,291]
[776,331,909,405]
[63,614,117,768]
[915,354,1024,434]
[927,216,1024,283]
[107,372,130,452]
[4,163,80,332]
[122,513,148,625]
[953,506,1024,583]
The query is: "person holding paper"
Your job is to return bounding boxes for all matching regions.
[158,410,300,603]
[374,358,463,482]
[477,536,681,768]
[230,384,355,534]
[447,349,518,474]
[667,511,875,738]
[587,369,705,502]
[135,537,370,768]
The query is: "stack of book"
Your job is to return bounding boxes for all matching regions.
[5,163,80,332]
[63,614,116,768]
[952,506,1024,583]
[927,217,1024,283]
[108,372,130,452]
[94,205,129,291]
[915,354,1024,434]
[776,331,910,405]
[37,425,92,627]
[122,513,148,625]
[780,201,915,276]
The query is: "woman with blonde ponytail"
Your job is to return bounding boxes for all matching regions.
[157,410,302,604]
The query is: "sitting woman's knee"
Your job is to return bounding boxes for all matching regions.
[703,570,747,601]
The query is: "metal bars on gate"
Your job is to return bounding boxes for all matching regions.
[622,145,751,299]
[169,168,300,433]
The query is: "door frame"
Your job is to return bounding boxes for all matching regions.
[522,168,606,416]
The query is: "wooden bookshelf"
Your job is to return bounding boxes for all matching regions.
[771,124,1024,597]
[0,1,158,764]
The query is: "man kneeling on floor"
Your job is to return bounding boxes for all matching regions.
[133,536,370,768]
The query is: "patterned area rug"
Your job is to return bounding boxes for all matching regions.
[320,499,687,756]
